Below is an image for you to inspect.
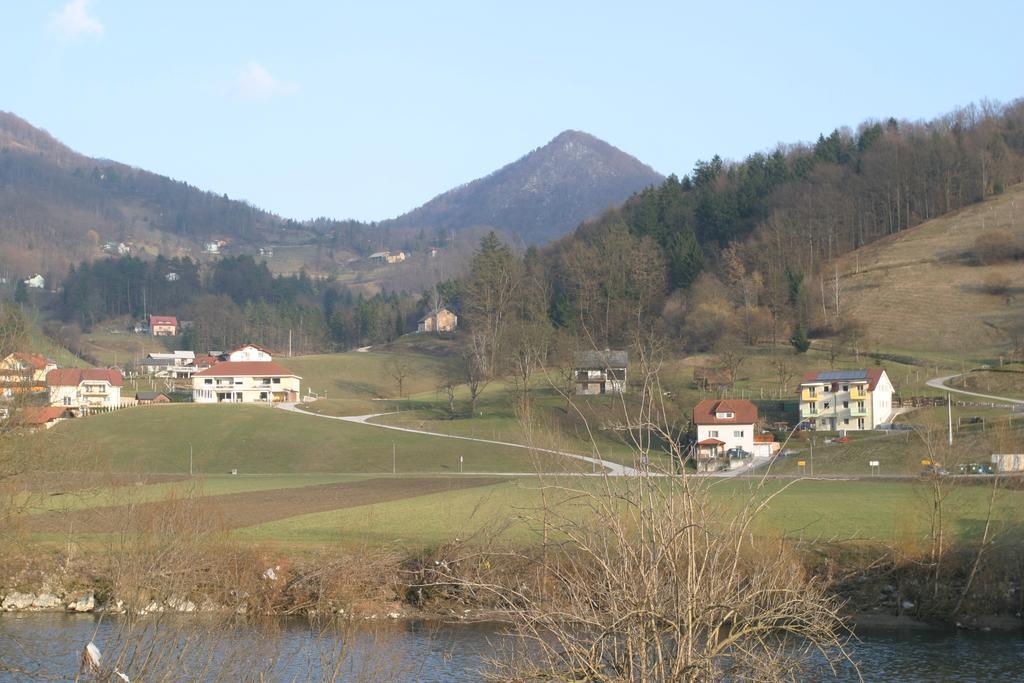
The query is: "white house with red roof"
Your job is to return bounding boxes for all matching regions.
[798,368,894,431]
[192,352,300,403]
[692,399,759,471]
[46,368,124,413]
[149,315,178,336]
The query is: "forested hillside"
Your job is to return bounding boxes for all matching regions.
[48,254,427,357]
[536,99,1024,352]
[382,130,664,245]
[0,112,307,278]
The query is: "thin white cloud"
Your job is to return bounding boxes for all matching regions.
[50,0,104,41]
[236,61,299,101]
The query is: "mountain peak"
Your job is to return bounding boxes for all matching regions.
[384,131,663,245]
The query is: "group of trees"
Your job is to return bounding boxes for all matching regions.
[53,254,432,355]
[506,99,1024,356]
[432,102,1024,406]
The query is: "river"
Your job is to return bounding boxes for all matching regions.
[1,613,1021,681]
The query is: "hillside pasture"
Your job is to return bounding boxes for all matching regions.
[279,351,446,399]
[46,404,587,475]
[839,183,1024,355]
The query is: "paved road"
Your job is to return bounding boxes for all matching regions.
[276,404,785,479]
[275,403,643,476]
[925,374,1024,405]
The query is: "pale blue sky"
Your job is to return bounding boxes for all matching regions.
[4,1,1022,222]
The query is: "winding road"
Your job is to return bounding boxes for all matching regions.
[275,402,642,476]
[925,374,1024,405]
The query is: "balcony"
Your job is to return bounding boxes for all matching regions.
[850,405,868,417]
[850,388,869,401]
[800,388,826,401]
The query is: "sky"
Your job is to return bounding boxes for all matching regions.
[3,1,1023,222]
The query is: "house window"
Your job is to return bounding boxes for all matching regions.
[205,379,213,385]
[858,418,865,430]
[716,411,734,419]
[63,396,71,406]
[272,378,281,384]
[808,387,816,397]
[843,401,849,409]
[734,430,743,437]
[842,384,849,392]
[844,419,849,425]
[824,402,830,409]
[710,430,719,438]
[808,403,817,415]
[260,392,268,400]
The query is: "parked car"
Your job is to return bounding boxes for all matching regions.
[957,463,994,475]
[726,447,752,460]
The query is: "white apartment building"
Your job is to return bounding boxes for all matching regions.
[192,360,300,404]
[798,368,894,431]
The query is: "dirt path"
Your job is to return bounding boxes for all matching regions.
[23,477,502,534]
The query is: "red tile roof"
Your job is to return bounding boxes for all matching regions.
[697,438,726,446]
[692,399,758,425]
[17,406,70,425]
[193,361,297,378]
[46,368,124,387]
[149,315,178,326]
[11,352,53,370]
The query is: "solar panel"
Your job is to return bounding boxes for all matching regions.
[817,370,867,381]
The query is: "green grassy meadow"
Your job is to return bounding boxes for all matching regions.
[240,476,1024,549]
[50,403,583,475]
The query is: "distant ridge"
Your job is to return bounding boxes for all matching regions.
[382,130,664,245]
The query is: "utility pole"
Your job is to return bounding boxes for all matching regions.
[810,436,815,477]
[947,393,953,446]
[189,442,193,477]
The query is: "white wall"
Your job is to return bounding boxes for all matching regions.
[697,423,754,453]
[871,372,894,427]
[192,374,299,403]
[227,346,272,362]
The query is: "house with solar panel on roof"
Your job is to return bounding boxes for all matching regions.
[798,368,894,431]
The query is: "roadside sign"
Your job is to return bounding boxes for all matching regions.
[869,460,879,467]
[797,460,806,467]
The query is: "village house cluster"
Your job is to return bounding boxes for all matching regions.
[0,342,302,430]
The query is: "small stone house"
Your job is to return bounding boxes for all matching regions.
[573,350,628,395]
[417,308,458,333]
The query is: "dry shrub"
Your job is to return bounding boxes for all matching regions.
[981,273,1012,296]
[431,344,855,681]
[971,229,1022,265]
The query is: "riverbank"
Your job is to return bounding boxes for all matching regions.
[2,542,1022,632]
